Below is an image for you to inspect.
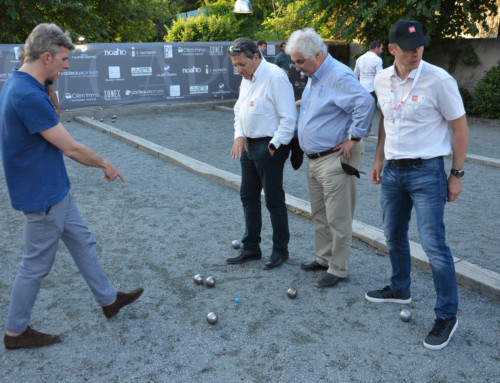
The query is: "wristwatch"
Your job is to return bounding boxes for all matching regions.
[451,169,465,178]
[268,143,277,151]
[348,134,361,142]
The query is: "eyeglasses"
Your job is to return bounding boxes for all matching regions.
[228,45,242,55]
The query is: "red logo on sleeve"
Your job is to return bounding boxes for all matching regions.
[412,95,418,102]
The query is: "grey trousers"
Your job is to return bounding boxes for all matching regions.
[5,192,116,333]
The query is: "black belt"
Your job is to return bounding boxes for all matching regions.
[246,136,272,142]
[388,158,423,167]
[306,147,340,160]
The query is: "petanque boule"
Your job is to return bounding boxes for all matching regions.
[206,312,218,325]
[287,288,298,299]
[112,115,117,119]
[193,274,204,285]
[231,240,240,249]
[205,276,216,288]
[399,308,411,322]
[100,118,104,122]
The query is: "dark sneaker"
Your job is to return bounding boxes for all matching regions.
[423,317,458,350]
[4,326,61,350]
[365,285,411,304]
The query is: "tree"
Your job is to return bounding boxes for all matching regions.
[263,0,499,46]
[0,0,182,43]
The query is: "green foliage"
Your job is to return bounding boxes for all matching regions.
[470,61,500,119]
[165,13,241,42]
[0,0,175,43]
[262,0,498,46]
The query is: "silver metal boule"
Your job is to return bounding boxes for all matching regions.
[193,274,204,285]
[287,288,298,299]
[232,240,240,249]
[205,276,216,288]
[206,312,218,325]
[112,115,117,119]
[399,308,411,322]
[100,119,104,122]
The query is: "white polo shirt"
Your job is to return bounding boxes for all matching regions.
[374,60,465,160]
[354,51,383,93]
[233,59,296,148]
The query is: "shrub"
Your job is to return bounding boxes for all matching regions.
[470,61,500,119]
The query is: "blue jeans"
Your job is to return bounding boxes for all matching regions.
[381,157,458,318]
[240,138,289,254]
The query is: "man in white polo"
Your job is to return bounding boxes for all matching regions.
[365,19,469,351]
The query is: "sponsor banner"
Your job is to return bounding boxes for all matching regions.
[0,42,302,110]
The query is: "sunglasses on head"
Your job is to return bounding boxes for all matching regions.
[228,45,242,54]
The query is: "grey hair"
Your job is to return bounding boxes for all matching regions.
[24,23,74,63]
[286,28,327,59]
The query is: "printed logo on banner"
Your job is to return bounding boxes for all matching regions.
[108,66,121,80]
[233,67,239,75]
[190,85,209,94]
[164,45,173,58]
[104,48,127,56]
[64,91,99,102]
[212,82,231,96]
[14,47,21,61]
[103,89,121,101]
[0,73,8,83]
[131,47,157,57]
[131,67,153,76]
[177,47,207,56]
[182,66,201,74]
[170,85,181,97]
[156,66,177,77]
[205,65,228,74]
[72,46,96,60]
[60,70,99,78]
[124,89,165,97]
[209,46,225,55]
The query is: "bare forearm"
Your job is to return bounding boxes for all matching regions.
[449,115,469,169]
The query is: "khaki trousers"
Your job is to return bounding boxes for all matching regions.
[307,142,364,278]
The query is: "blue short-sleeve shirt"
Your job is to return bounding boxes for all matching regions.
[0,69,70,212]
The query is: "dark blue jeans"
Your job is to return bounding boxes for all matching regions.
[381,157,458,318]
[240,138,289,254]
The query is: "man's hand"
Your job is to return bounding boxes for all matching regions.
[335,139,357,159]
[231,136,247,159]
[102,160,125,183]
[370,159,384,185]
[447,175,462,202]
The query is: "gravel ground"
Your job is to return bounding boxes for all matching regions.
[0,106,499,382]
[103,106,500,275]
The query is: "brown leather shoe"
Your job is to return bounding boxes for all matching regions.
[4,326,61,350]
[102,287,144,319]
[226,249,262,264]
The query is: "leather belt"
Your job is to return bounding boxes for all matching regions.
[246,136,272,142]
[306,147,340,160]
[388,158,423,167]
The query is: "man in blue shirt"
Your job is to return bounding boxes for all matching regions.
[1,23,143,350]
[286,28,375,288]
